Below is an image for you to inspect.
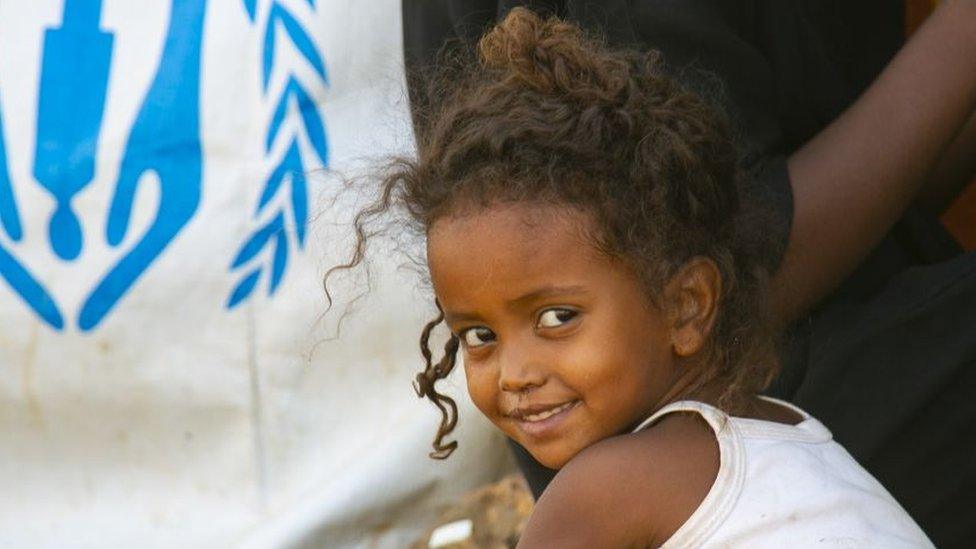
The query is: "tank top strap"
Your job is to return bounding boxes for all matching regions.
[630,399,747,547]
[631,399,731,435]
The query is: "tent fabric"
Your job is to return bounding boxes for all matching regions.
[0,1,511,547]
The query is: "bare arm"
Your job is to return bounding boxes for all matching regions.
[917,109,976,215]
[517,419,718,548]
[515,446,651,548]
[772,0,976,324]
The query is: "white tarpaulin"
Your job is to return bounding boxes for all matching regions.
[0,1,512,546]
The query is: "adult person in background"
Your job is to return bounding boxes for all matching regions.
[402,1,976,546]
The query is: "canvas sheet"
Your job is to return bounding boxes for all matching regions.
[0,1,511,547]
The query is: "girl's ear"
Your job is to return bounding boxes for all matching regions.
[663,257,721,358]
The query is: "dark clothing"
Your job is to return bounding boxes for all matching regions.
[403,2,976,546]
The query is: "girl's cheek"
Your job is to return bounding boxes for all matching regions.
[464,363,499,417]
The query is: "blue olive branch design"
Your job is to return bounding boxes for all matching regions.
[228,0,328,309]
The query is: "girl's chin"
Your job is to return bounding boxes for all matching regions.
[524,441,580,470]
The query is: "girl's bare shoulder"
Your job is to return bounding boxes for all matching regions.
[517,413,719,548]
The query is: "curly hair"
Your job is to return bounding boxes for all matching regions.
[327,7,778,459]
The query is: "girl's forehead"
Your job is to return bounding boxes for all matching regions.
[426,204,624,303]
[427,203,656,328]
[427,204,594,263]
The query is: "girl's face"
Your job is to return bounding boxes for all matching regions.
[428,204,681,469]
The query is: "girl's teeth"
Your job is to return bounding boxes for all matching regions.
[524,401,574,422]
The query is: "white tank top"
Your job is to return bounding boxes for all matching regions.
[632,397,934,548]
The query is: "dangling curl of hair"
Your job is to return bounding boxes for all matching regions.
[414,303,461,459]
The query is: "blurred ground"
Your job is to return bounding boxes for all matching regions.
[412,475,534,549]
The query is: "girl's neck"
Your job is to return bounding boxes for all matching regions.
[652,368,803,426]
[650,363,723,411]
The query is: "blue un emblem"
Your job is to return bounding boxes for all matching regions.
[0,0,329,331]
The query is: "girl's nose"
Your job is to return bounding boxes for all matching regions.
[498,343,547,393]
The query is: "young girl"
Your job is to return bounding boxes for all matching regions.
[402,4,976,546]
[336,7,947,546]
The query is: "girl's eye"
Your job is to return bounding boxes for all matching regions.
[461,327,496,348]
[537,308,578,328]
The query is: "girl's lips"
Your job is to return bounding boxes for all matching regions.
[513,400,580,438]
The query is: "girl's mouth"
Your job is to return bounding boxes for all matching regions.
[512,400,581,437]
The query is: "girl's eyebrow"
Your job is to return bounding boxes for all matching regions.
[443,310,483,325]
[507,285,588,309]
[443,285,588,325]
